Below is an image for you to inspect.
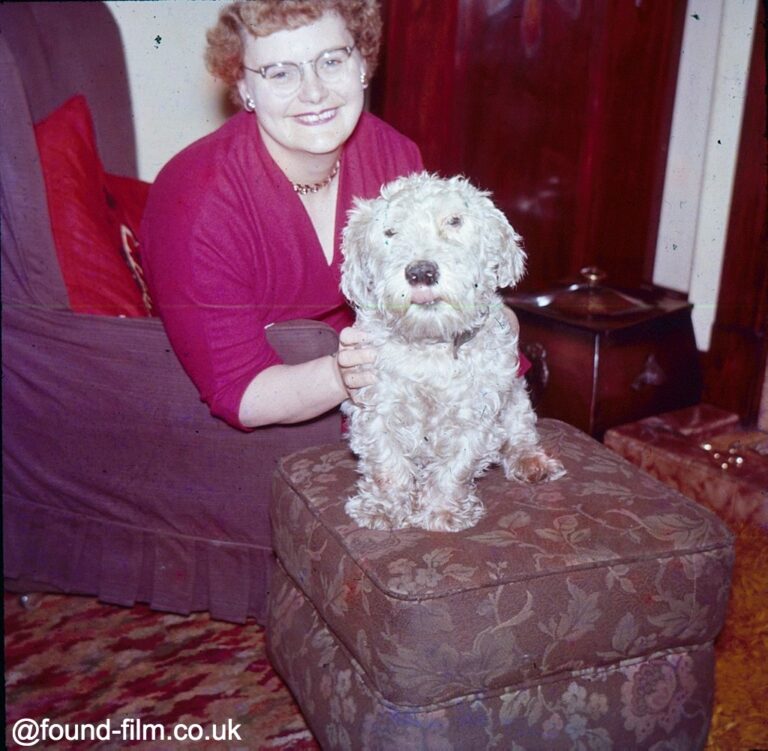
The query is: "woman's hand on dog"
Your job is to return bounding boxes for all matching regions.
[336,327,377,400]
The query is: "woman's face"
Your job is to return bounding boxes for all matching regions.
[238,12,366,164]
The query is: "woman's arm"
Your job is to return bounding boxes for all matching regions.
[237,355,346,427]
[239,310,522,427]
[238,327,376,427]
[243,305,526,427]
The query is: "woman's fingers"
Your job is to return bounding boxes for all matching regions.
[337,326,377,397]
[338,326,369,347]
[337,345,375,369]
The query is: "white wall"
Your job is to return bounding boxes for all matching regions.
[653,0,758,350]
[106,0,230,182]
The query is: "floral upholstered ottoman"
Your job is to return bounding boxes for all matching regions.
[268,419,734,750]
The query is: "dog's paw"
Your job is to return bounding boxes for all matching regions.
[345,494,406,531]
[504,450,566,484]
[412,496,485,533]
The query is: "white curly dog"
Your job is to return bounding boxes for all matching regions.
[340,172,565,532]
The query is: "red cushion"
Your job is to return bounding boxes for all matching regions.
[34,95,152,317]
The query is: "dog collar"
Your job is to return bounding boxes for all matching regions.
[452,327,479,358]
[452,310,491,359]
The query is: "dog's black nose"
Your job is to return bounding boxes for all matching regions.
[405,260,440,286]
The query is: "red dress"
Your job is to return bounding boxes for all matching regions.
[141,112,424,429]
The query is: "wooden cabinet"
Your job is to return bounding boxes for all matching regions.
[506,272,702,438]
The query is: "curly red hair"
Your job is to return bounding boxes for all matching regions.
[206,0,382,106]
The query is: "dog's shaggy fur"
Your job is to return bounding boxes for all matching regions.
[340,173,565,532]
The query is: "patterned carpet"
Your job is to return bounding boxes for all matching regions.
[4,518,766,750]
[4,594,318,751]
[705,518,768,751]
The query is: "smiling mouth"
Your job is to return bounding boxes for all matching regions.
[294,108,337,126]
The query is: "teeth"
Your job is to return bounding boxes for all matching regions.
[297,109,335,124]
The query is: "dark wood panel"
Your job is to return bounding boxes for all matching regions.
[371,0,462,172]
[372,0,686,292]
[702,4,767,423]
[574,0,686,286]
[458,0,598,288]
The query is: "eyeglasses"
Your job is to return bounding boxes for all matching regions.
[243,44,356,95]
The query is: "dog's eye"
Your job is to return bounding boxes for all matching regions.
[446,215,463,228]
[384,228,397,238]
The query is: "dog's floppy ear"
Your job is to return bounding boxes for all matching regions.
[341,197,376,307]
[489,207,527,289]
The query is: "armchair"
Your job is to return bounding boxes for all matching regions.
[1,2,342,623]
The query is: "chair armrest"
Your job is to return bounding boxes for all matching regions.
[2,306,342,545]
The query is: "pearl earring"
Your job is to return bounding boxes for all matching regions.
[360,72,368,90]
[244,94,256,112]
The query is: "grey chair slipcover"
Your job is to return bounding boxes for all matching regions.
[1,2,342,623]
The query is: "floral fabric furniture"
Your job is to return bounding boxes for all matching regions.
[268,419,734,750]
[604,404,768,528]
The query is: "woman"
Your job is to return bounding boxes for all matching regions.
[141,0,422,430]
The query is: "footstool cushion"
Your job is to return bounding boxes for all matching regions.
[268,419,734,749]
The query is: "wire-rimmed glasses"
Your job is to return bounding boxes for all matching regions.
[243,44,356,96]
